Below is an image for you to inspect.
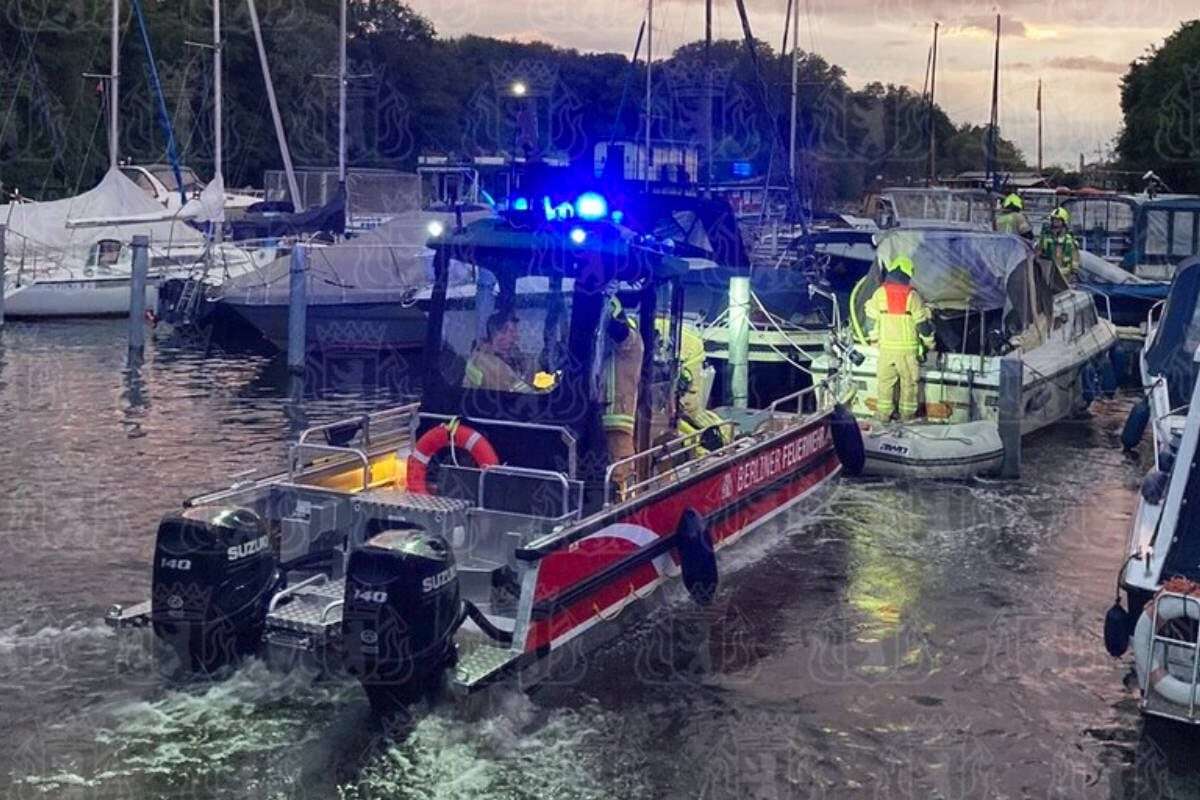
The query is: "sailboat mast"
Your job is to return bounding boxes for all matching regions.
[109,0,119,169]
[246,0,301,210]
[986,13,999,183]
[704,0,712,190]
[645,0,653,190]
[927,21,938,184]
[1036,78,1043,174]
[212,0,223,243]
[788,0,799,183]
[338,0,348,188]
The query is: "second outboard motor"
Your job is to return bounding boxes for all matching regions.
[151,506,277,677]
[343,528,462,714]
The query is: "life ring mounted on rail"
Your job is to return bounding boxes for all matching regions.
[1133,578,1200,709]
[407,420,499,494]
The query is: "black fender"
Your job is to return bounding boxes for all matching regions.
[1104,602,1132,658]
[830,404,866,476]
[1121,398,1150,451]
[677,509,718,606]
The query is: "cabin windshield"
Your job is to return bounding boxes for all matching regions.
[1146,209,1200,260]
[434,271,580,395]
[1068,199,1135,234]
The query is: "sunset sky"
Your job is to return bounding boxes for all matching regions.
[407,0,1198,169]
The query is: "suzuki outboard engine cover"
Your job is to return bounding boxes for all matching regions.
[343,528,461,713]
[151,506,277,676]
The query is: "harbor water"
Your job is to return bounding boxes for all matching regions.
[1,319,1198,799]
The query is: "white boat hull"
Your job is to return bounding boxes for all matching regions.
[3,274,160,318]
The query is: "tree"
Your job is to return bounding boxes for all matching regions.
[1117,20,1200,193]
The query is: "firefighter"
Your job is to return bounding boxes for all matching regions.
[864,256,935,423]
[603,296,644,487]
[463,310,536,393]
[1038,206,1081,282]
[995,193,1032,239]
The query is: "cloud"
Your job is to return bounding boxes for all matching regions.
[1046,55,1128,74]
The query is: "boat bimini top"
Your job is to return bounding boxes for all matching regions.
[1145,258,1200,409]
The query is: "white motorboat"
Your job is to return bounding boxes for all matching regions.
[810,229,1118,479]
[1120,257,1200,457]
[1109,346,1200,725]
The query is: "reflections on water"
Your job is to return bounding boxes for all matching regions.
[1,321,1200,797]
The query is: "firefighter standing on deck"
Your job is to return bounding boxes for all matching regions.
[995,193,1033,239]
[865,256,935,423]
[1038,206,1081,282]
[603,296,643,487]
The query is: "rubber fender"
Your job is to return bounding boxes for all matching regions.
[677,509,718,606]
[1099,353,1118,397]
[1108,347,1128,388]
[1104,602,1132,658]
[1141,470,1170,505]
[830,404,866,476]
[1121,399,1150,451]
[1081,363,1100,404]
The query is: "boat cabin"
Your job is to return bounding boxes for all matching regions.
[1123,198,1200,281]
[1061,195,1139,262]
[417,208,700,514]
[864,187,994,231]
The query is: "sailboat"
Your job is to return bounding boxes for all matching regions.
[1,0,259,318]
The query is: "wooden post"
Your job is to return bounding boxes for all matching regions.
[0,224,6,328]
[128,235,149,352]
[287,243,308,375]
[999,353,1023,478]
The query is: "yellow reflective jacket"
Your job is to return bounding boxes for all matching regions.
[463,344,533,393]
[864,281,933,353]
[603,321,644,434]
[995,211,1031,237]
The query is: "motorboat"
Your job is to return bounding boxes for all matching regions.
[1120,257,1200,457]
[182,207,491,352]
[104,205,861,714]
[1108,347,1200,725]
[120,163,263,217]
[810,229,1118,479]
[1082,197,1200,333]
[862,187,995,232]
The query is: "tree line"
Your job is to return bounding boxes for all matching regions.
[0,0,1028,204]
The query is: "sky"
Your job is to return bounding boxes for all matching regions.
[406,0,1198,170]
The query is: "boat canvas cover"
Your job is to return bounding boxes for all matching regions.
[218,208,490,307]
[1145,257,1200,407]
[0,168,205,268]
[868,230,1059,332]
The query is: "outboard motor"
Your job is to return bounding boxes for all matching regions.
[151,506,277,677]
[343,528,462,714]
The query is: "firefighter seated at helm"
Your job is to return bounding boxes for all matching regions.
[463,309,555,393]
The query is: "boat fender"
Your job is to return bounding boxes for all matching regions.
[1108,347,1128,388]
[1133,582,1200,706]
[408,420,499,494]
[830,404,866,476]
[1081,363,1100,404]
[1141,470,1170,505]
[1157,445,1176,476]
[1104,602,1132,658]
[1121,399,1150,451]
[677,509,718,606]
[1098,353,1118,397]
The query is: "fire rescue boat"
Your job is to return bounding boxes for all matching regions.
[105,198,862,714]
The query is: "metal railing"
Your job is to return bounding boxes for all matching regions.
[1143,590,1200,722]
[288,402,419,491]
[421,413,578,478]
[479,464,574,518]
[603,419,741,506]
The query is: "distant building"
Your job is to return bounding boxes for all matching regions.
[944,171,1050,190]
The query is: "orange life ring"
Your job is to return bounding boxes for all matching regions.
[407,421,499,494]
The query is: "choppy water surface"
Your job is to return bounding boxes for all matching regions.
[0,319,1197,799]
